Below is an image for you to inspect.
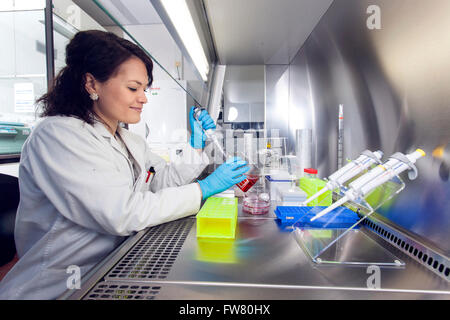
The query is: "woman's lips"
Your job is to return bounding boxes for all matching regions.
[130,107,142,112]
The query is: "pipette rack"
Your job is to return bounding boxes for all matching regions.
[292,169,406,267]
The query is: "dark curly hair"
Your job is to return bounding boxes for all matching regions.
[38,30,153,124]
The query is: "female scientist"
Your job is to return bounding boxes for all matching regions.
[0,30,248,299]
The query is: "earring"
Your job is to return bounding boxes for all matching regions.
[90,92,99,101]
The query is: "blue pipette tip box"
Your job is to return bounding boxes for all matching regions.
[275,206,360,229]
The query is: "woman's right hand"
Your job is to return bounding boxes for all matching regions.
[189,106,216,149]
[197,157,249,200]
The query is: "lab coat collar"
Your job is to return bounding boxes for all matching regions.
[117,125,145,171]
[92,119,115,139]
[91,121,123,158]
[91,120,145,172]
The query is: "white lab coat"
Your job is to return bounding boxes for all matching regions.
[0,116,209,299]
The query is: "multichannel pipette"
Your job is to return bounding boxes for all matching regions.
[302,150,384,206]
[310,149,426,222]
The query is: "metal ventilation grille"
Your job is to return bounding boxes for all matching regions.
[362,218,450,281]
[83,281,161,300]
[105,219,194,281]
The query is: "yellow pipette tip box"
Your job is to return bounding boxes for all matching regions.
[196,197,238,239]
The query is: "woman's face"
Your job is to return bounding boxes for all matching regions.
[89,56,149,131]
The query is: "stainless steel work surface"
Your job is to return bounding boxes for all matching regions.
[101,217,449,294]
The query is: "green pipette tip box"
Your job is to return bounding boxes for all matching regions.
[196,197,238,239]
[299,177,332,206]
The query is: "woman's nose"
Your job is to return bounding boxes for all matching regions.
[138,90,148,104]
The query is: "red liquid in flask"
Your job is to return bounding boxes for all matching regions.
[236,174,259,192]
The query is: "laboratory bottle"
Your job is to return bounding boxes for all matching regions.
[304,168,317,178]
[299,168,332,206]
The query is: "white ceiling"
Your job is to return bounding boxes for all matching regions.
[203,0,333,64]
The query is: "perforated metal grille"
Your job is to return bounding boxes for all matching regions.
[363,218,449,281]
[106,219,193,280]
[83,281,161,300]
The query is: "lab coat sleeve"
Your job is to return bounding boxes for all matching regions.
[145,143,210,192]
[24,121,202,236]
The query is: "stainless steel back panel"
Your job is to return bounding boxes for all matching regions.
[265,0,450,256]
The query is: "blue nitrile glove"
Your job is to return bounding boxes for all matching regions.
[197,157,249,200]
[189,106,216,149]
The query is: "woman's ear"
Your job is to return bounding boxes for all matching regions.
[84,72,97,95]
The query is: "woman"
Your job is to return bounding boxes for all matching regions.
[0,30,248,299]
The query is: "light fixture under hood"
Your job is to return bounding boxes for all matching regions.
[159,0,209,81]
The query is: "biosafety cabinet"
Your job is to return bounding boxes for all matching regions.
[57,0,450,300]
[0,0,449,300]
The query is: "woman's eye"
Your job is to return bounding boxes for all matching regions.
[144,88,149,93]
[128,87,137,92]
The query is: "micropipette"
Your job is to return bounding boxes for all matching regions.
[193,107,258,192]
[302,150,383,206]
[193,107,227,161]
[310,149,426,221]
